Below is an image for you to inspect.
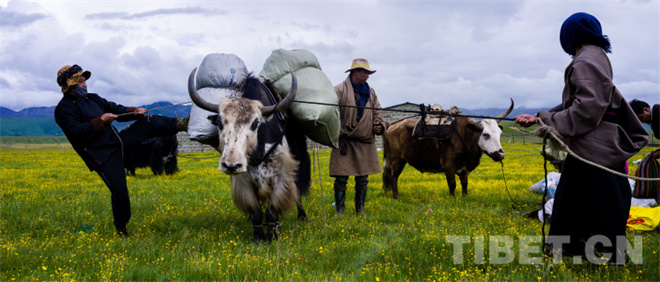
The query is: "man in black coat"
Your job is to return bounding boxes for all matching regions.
[54,64,187,237]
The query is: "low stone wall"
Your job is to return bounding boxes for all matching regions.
[176,132,337,152]
[176,133,216,153]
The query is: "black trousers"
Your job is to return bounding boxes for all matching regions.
[96,115,179,228]
[548,155,631,263]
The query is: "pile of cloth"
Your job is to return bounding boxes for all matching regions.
[527,172,659,231]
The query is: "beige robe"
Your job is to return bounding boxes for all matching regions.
[538,45,648,168]
[328,76,390,176]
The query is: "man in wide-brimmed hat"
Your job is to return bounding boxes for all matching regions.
[54,64,188,237]
[329,58,389,216]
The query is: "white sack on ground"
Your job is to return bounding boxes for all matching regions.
[528,171,561,198]
[535,176,658,222]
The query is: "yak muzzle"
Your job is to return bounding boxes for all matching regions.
[488,149,505,162]
[220,160,245,174]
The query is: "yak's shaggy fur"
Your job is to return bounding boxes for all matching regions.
[188,70,308,242]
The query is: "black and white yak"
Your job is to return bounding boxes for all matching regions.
[123,134,179,176]
[187,68,310,242]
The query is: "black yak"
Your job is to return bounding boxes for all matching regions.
[123,134,179,176]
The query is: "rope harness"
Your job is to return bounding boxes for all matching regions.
[252,221,283,240]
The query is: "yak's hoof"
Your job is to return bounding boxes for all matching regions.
[253,228,266,242]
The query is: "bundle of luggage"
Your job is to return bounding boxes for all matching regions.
[187,49,340,150]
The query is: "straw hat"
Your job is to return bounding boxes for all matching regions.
[57,64,91,93]
[345,58,376,74]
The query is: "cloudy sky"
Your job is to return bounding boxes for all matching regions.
[1,0,658,112]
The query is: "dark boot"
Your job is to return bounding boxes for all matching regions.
[334,186,346,215]
[355,186,368,216]
[115,225,131,237]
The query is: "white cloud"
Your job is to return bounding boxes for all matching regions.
[0,0,658,112]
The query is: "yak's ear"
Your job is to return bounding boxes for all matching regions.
[207,114,223,130]
[466,121,484,132]
[207,115,219,125]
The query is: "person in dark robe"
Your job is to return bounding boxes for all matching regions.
[514,13,648,265]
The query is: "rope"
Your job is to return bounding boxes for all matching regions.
[116,101,192,117]
[292,100,517,121]
[499,161,524,208]
[313,143,328,226]
[541,136,550,250]
[156,99,514,121]
[537,118,660,181]
[253,221,282,240]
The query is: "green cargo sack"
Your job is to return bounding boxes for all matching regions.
[259,49,340,148]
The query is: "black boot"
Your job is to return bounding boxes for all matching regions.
[115,225,131,237]
[334,186,346,215]
[355,186,367,216]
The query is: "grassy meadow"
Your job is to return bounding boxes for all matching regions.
[1,142,658,281]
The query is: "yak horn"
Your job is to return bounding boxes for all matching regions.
[188,68,219,113]
[494,97,514,123]
[262,70,297,116]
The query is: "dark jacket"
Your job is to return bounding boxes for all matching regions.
[55,93,137,171]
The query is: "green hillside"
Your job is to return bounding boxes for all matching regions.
[0,117,133,137]
[0,117,64,136]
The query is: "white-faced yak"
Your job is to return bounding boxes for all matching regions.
[188,68,310,242]
[382,99,514,198]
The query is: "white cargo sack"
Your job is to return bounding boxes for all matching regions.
[188,53,248,148]
[528,171,561,198]
[259,49,340,148]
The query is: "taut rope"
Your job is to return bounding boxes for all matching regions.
[312,143,328,226]
[537,118,660,181]
[116,101,192,117]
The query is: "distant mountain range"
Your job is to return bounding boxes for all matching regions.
[0,101,191,118]
[1,101,192,136]
[0,101,545,136]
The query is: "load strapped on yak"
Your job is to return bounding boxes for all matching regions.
[186,50,340,150]
[187,53,248,149]
[411,104,462,140]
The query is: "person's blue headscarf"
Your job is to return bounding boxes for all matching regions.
[560,12,611,56]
